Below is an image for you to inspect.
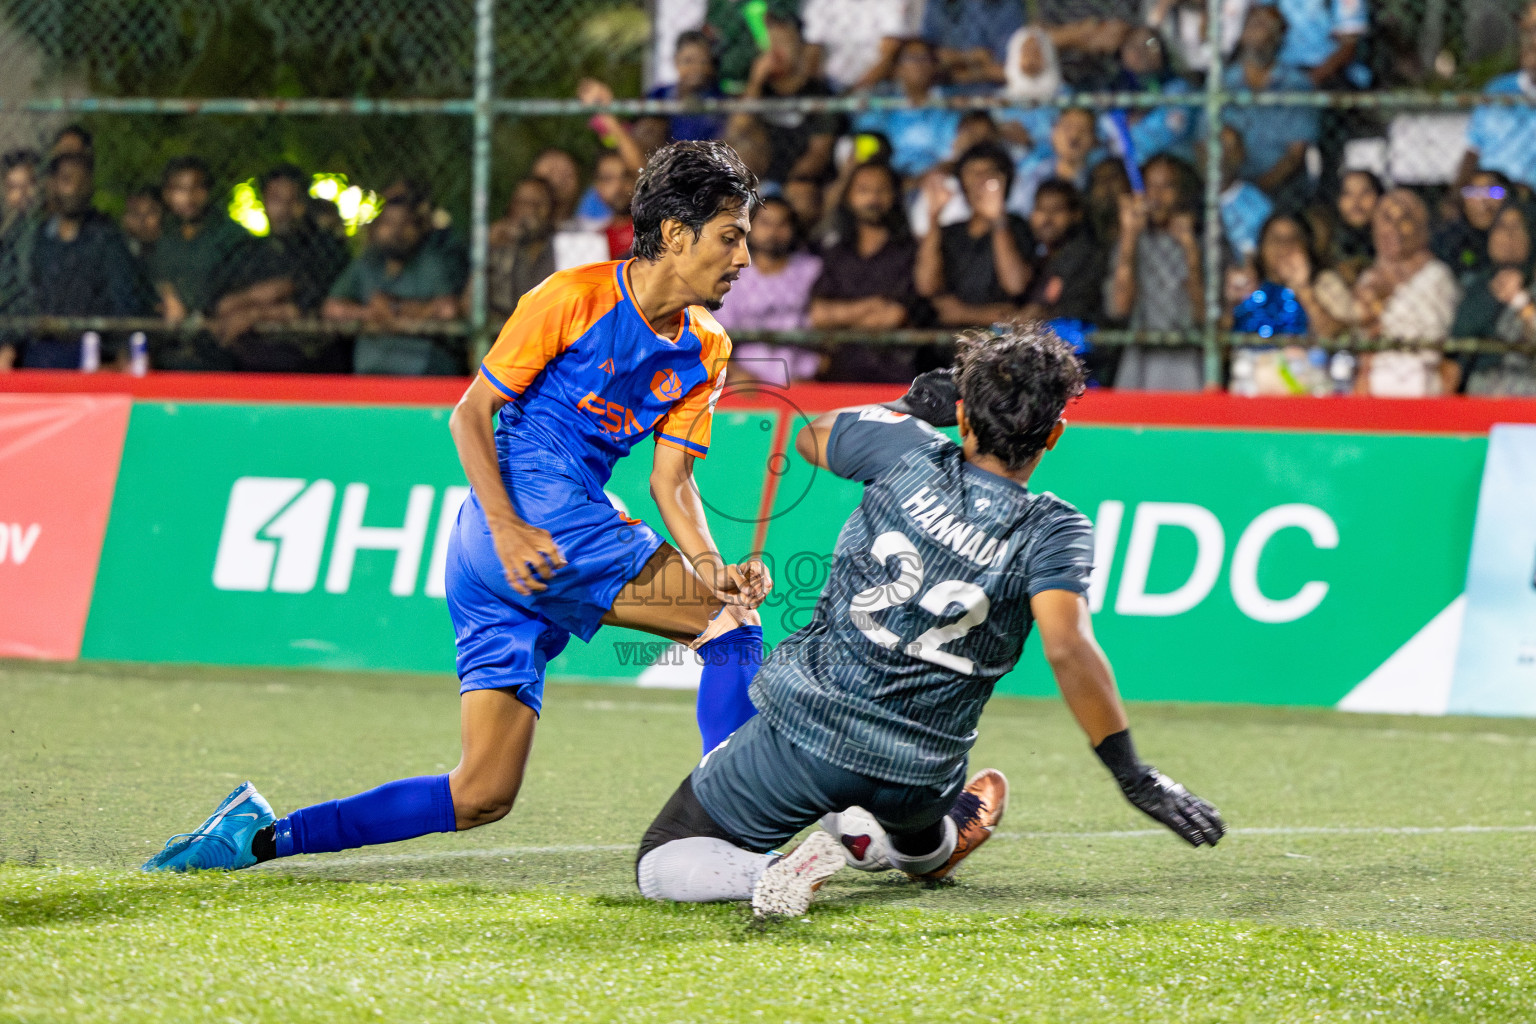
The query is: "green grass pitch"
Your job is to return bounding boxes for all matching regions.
[4,659,1536,1022]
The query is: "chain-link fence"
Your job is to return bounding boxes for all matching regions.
[0,0,1533,392]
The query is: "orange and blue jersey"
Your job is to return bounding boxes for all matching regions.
[478,259,731,493]
[446,260,733,706]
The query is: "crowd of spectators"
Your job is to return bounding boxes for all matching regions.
[0,126,475,375]
[673,0,1536,395]
[2,0,1536,395]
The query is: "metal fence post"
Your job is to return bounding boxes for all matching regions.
[468,0,495,359]
[1201,0,1227,389]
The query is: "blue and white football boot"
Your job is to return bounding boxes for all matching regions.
[142,781,275,872]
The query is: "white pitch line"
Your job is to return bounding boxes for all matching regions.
[579,700,692,714]
[266,824,1536,872]
[268,843,633,871]
[994,824,1536,841]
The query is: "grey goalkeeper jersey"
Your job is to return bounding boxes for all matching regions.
[750,409,1094,785]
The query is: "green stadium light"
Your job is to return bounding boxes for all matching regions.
[226,173,382,238]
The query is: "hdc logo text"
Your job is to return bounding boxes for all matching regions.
[212,478,470,597]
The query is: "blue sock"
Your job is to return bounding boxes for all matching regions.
[695,625,762,753]
[272,774,457,858]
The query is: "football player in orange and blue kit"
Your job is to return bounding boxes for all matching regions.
[143,142,776,872]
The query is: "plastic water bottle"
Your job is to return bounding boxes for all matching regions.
[128,331,149,377]
[1307,347,1330,396]
[1230,348,1257,397]
[79,331,100,373]
[1329,351,1356,395]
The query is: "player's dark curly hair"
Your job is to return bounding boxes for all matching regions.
[954,322,1086,470]
[631,140,760,261]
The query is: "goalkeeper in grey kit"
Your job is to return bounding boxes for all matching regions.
[636,324,1225,917]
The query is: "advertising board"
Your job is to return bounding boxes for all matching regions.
[79,401,1486,708]
[0,394,131,659]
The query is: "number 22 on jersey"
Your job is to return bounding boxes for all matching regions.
[848,530,991,675]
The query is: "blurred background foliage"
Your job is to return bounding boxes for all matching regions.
[0,0,649,225]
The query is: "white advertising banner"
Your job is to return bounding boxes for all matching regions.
[1450,425,1536,716]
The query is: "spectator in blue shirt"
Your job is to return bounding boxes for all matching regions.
[1209,125,1274,263]
[1010,106,1099,214]
[1109,26,1196,162]
[646,31,726,142]
[1261,0,1367,87]
[853,39,960,179]
[1221,6,1319,201]
[922,0,1026,85]
[1458,2,1536,192]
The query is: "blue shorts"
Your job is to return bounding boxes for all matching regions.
[445,455,665,712]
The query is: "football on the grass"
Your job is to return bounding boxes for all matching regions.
[820,807,892,872]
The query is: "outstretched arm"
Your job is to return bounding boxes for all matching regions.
[795,371,960,472]
[650,443,767,606]
[1032,590,1129,745]
[576,77,648,173]
[1032,589,1227,847]
[448,375,566,595]
[793,407,854,471]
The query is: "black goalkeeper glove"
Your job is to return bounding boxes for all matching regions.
[882,368,959,427]
[1094,730,1226,848]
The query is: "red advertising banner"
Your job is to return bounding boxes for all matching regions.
[0,394,131,659]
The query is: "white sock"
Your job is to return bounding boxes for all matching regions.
[636,837,775,902]
[883,816,957,876]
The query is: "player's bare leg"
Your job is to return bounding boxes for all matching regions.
[603,543,765,751]
[600,543,724,642]
[449,689,539,830]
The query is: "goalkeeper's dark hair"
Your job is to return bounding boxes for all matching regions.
[954,322,1086,470]
[631,140,760,261]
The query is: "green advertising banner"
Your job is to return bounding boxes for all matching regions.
[757,426,1486,706]
[82,402,773,678]
[82,402,1487,708]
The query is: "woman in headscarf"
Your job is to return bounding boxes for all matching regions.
[997,28,1066,157]
[1352,188,1462,396]
[1451,199,1536,396]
